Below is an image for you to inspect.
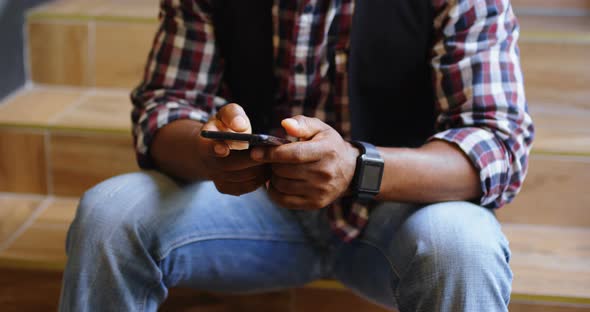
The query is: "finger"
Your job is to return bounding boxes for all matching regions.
[200,120,230,157]
[217,165,268,183]
[271,163,313,180]
[215,106,251,150]
[251,141,325,163]
[267,183,309,210]
[215,151,264,171]
[281,115,330,140]
[214,177,266,196]
[269,175,317,197]
[217,103,251,133]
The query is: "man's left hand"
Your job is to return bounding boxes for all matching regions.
[251,116,359,210]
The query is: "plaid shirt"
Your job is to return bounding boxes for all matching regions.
[131,0,534,242]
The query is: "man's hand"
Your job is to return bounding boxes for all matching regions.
[197,103,269,196]
[251,116,359,210]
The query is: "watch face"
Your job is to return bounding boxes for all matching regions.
[359,161,383,191]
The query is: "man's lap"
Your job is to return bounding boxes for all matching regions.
[68,170,510,307]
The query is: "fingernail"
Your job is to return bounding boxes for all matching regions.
[251,148,263,161]
[232,116,247,130]
[214,144,227,155]
[282,118,298,128]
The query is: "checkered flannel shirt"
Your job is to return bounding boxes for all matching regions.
[131,0,534,242]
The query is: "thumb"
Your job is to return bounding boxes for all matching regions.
[281,115,329,140]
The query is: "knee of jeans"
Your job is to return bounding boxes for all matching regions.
[405,202,511,276]
[66,171,166,254]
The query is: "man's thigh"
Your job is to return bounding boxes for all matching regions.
[330,201,511,309]
[68,170,329,293]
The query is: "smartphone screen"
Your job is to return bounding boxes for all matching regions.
[201,130,292,146]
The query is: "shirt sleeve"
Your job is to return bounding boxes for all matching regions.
[130,0,227,169]
[429,0,535,208]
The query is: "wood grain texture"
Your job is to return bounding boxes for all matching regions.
[511,0,590,11]
[94,22,158,88]
[499,155,590,227]
[520,42,590,111]
[0,268,63,312]
[28,0,159,20]
[51,92,132,132]
[49,132,138,196]
[504,224,590,300]
[0,196,41,247]
[531,107,590,156]
[98,1,159,20]
[36,198,78,226]
[519,15,590,36]
[510,301,590,312]
[0,197,76,270]
[28,21,91,86]
[294,288,390,312]
[0,268,588,312]
[0,221,68,267]
[0,130,48,194]
[28,0,107,17]
[0,89,82,127]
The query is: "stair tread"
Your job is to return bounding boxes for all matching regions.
[0,87,130,133]
[0,194,588,303]
[28,0,159,21]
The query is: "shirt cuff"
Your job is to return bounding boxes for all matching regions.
[133,103,212,169]
[429,127,510,208]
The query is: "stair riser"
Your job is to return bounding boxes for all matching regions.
[520,42,590,110]
[0,128,136,196]
[28,19,157,89]
[499,155,590,227]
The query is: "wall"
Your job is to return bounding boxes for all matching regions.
[0,0,48,100]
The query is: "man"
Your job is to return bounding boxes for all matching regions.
[59,0,534,311]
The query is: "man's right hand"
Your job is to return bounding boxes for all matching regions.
[195,103,270,196]
[152,103,269,196]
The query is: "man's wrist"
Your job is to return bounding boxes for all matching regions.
[342,141,361,197]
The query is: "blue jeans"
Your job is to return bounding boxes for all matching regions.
[59,171,512,311]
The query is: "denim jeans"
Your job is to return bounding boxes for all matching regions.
[59,171,512,311]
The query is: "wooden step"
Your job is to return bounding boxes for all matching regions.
[0,87,137,196]
[1,86,589,227]
[512,0,590,15]
[1,269,589,312]
[499,155,590,227]
[27,0,158,89]
[25,1,590,100]
[0,194,588,308]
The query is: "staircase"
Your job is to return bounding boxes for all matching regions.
[0,0,589,310]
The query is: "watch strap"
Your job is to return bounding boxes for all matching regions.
[351,141,381,159]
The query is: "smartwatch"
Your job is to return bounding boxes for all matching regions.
[350,141,384,203]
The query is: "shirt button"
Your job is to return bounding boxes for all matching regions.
[295,63,305,74]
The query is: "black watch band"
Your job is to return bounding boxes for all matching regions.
[350,141,384,203]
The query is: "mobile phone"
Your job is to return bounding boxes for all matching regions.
[201,130,292,146]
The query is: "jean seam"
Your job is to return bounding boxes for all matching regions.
[355,238,402,279]
[155,233,309,262]
[355,238,417,310]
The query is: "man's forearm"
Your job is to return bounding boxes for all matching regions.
[376,140,482,203]
[151,119,207,182]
